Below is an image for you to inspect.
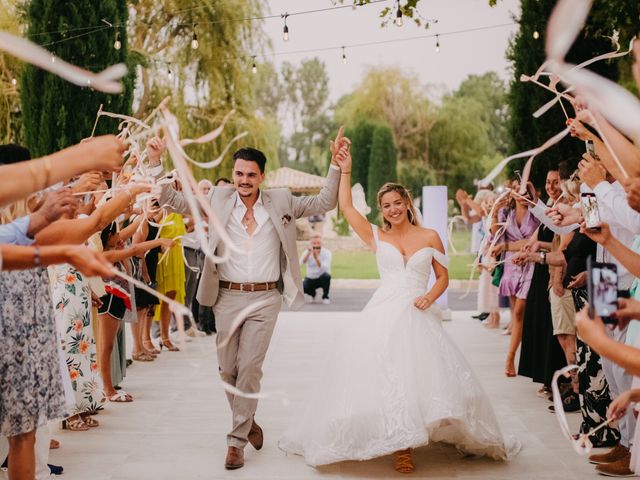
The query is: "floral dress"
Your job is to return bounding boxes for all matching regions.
[0,269,67,436]
[51,264,105,415]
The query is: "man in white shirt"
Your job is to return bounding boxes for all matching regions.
[153,137,342,470]
[300,234,332,304]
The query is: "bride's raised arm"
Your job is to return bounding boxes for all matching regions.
[334,140,375,250]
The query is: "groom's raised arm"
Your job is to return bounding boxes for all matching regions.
[291,165,340,218]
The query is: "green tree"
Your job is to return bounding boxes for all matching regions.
[350,120,376,194]
[0,0,23,144]
[335,67,435,164]
[128,0,276,180]
[21,0,132,157]
[367,123,397,221]
[507,0,619,186]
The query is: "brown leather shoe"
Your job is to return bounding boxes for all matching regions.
[595,452,634,477]
[248,420,264,450]
[589,443,628,465]
[225,446,244,470]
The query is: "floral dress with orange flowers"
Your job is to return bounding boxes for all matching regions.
[51,264,105,415]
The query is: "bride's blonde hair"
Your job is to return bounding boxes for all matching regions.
[376,183,420,231]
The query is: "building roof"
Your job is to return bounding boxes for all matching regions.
[265,167,325,193]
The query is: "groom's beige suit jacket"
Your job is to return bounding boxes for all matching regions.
[158,167,340,311]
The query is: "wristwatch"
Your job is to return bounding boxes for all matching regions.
[539,251,546,264]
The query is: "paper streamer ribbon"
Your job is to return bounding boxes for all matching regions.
[545,0,594,62]
[477,127,570,189]
[0,31,126,93]
[180,109,236,146]
[551,365,617,455]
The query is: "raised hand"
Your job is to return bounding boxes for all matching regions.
[27,189,79,237]
[607,390,634,421]
[335,139,352,173]
[578,154,606,188]
[83,135,127,172]
[547,203,582,226]
[580,221,612,245]
[64,246,115,277]
[72,171,103,194]
[146,136,166,166]
[329,126,345,165]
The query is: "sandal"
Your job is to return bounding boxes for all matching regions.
[132,352,154,362]
[394,449,415,474]
[62,417,89,431]
[80,414,100,427]
[49,439,60,450]
[108,391,133,403]
[143,340,161,355]
[161,339,180,352]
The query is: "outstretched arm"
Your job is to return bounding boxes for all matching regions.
[0,136,126,208]
[334,138,374,249]
[1,244,114,277]
[103,238,174,263]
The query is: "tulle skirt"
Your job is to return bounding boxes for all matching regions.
[279,284,521,466]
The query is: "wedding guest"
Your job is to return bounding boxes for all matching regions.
[489,180,540,377]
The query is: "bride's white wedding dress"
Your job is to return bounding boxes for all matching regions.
[279,225,521,466]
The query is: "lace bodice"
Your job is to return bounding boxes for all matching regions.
[372,224,449,291]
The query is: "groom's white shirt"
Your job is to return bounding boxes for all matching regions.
[219,191,280,283]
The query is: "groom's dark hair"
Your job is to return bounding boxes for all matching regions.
[233,147,267,173]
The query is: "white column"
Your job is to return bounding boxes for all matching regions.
[421,186,449,315]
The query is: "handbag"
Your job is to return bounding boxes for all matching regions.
[491,261,504,288]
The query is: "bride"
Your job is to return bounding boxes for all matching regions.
[279,138,521,473]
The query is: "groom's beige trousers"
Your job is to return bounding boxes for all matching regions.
[214,288,282,448]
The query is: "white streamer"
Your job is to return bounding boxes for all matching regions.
[0,31,125,93]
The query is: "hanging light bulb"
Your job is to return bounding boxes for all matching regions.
[435,34,440,53]
[394,1,403,27]
[252,56,257,74]
[11,78,17,86]
[191,30,199,50]
[51,55,56,63]
[342,46,347,64]
[113,31,121,50]
[168,65,173,80]
[533,30,540,40]
[282,14,290,41]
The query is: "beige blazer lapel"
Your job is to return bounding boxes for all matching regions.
[261,192,287,248]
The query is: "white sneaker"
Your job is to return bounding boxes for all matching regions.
[185,327,197,338]
[322,298,331,305]
[304,294,314,303]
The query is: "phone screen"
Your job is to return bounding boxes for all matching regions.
[580,193,601,230]
[585,140,596,158]
[591,263,618,319]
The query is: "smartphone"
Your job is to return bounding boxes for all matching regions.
[587,256,618,324]
[580,192,601,231]
[585,140,596,158]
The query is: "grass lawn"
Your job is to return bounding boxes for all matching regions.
[322,227,477,280]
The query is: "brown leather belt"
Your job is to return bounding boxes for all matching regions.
[219,280,278,292]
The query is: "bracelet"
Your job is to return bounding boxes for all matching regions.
[33,247,41,268]
[540,251,547,265]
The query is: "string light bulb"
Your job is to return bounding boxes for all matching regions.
[342,46,347,64]
[191,29,199,49]
[533,30,540,39]
[394,1,403,27]
[168,65,173,80]
[11,78,17,86]
[435,34,440,53]
[51,55,56,63]
[252,56,257,74]
[113,31,121,50]
[282,14,289,41]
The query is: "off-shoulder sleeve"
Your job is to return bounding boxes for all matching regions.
[432,249,449,269]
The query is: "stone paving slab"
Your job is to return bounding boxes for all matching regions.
[43,311,597,480]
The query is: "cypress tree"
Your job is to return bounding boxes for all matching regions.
[350,120,376,195]
[367,123,397,222]
[21,0,133,157]
[507,0,617,186]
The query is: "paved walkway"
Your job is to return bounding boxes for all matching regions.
[41,307,602,480]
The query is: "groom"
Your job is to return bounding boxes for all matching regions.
[150,134,343,469]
